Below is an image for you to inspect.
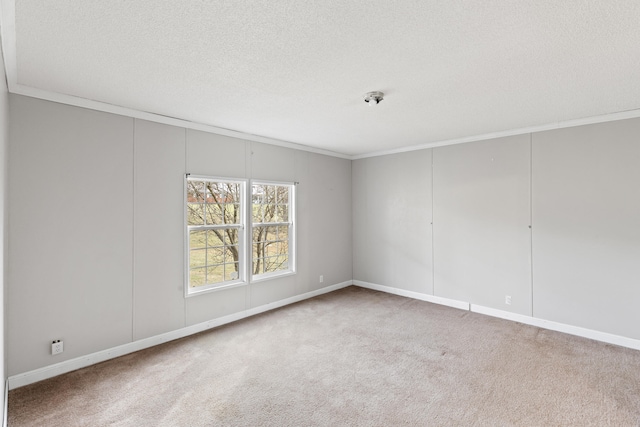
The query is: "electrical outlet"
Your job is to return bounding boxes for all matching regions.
[319,275,324,283]
[505,295,512,305]
[52,340,64,355]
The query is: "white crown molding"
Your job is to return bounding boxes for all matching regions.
[8,280,353,390]
[351,108,640,160]
[9,84,352,160]
[10,75,640,163]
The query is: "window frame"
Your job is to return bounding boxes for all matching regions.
[184,175,247,297]
[250,180,297,282]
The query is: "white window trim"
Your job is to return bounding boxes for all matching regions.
[249,180,297,282]
[184,175,248,297]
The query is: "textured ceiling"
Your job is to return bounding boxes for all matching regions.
[8,1,640,156]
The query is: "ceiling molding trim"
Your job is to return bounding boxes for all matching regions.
[352,108,640,160]
[10,78,640,162]
[9,84,352,160]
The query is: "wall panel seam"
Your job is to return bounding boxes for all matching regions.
[131,119,136,342]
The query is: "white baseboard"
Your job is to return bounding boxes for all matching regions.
[10,280,640,391]
[8,280,353,390]
[470,304,640,351]
[353,280,469,311]
[354,279,640,352]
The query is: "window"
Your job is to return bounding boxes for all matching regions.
[251,182,295,280]
[185,176,296,295]
[186,177,245,294]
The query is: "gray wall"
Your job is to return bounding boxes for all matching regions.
[7,90,640,379]
[352,150,433,294]
[8,95,352,375]
[353,117,640,340]
[532,120,640,339]
[433,135,531,315]
[0,42,8,422]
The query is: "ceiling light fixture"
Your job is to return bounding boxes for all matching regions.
[364,91,384,106]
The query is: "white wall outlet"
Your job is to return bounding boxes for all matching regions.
[505,295,512,305]
[52,340,64,355]
[319,275,324,283]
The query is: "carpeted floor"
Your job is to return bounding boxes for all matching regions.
[8,286,640,426]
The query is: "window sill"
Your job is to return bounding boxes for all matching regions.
[250,270,296,284]
[185,280,248,298]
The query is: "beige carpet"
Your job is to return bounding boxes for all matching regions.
[8,286,640,426]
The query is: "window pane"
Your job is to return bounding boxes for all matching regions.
[262,256,278,273]
[276,205,289,222]
[274,241,284,256]
[216,182,240,204]
[207,230,224,247]
[254,226,266,243]
[190,231,206,249]
[189,249,206,268]
[205,203,223,225]
[223,229,238,246]
[187,181,205,202]
[252,204,262,223]
[260,204,274,222]
[252,189,264,204]
[277,186,289,204]
[264,185,276,202]
[190,268,206,287]
[275,255,288,270]
[206,246,224,265]
[223,203,240,224]
[225,246,238,263]
[204,182,221,204]
[253,228,264,243]
[265,226,277,241]
[261,242,271,257]
[277,226,289,241]
[206,265,224,284]
[225,183,241,203]
[187,203,204,226]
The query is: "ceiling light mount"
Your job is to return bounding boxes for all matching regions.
[364,91,384,106]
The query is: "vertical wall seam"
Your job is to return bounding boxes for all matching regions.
[131,119,136,342]
[529,132,534,317]
[431,149,435,296]
[5,101,10,380]
[350,158,354,285]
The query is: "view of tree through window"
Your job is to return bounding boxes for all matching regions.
[252,183,294,277]
[185,177,295,294]
[187,178,244,291]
